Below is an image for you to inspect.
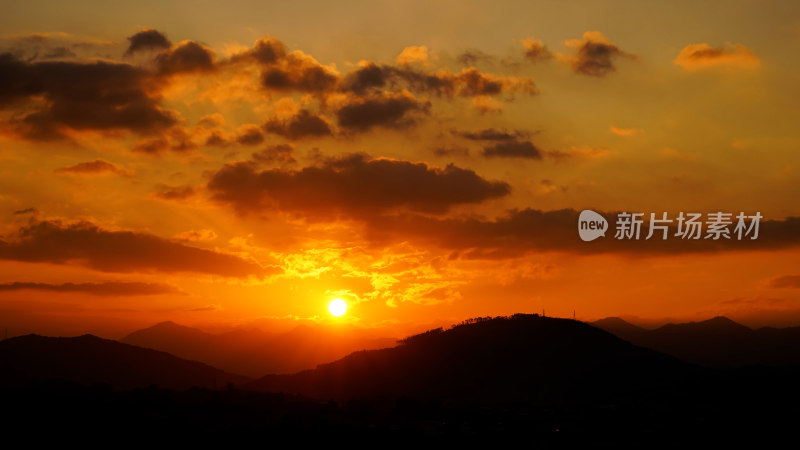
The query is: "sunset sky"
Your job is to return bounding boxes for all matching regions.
[1,0,799,338]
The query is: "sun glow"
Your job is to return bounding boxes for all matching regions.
[328,298,348,317]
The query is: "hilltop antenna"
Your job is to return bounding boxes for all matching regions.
[542,308,545,317]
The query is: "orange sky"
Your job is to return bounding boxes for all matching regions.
[1,0,799,338]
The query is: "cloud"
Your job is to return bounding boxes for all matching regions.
[132,137,170,154]
[396,45,429,65]
[207,153,510,218]
[366,209,800,259]
[0,53,176,139]
[125,29,172,56]
[523,38,551,62]
[433,146,470,157]
[0,32,116,62]
[263,109,332,139]
[456,49,495,67]
[54,160,129,176]
[482,140,542,159]
[260,51,339,93]
[131,127,196,154]
[609,126,643,136]
[0,220,272,277]
[558,31,633,77]
[234,124,264,145]
[546,145,611,160]
[336,92,430,131]
[156,41,216,75]
[768,275,800,289]
[227,37,339,93]
[252,144,296,165]
[173,229,218,242]
[673,43,760,70]
[472,95,504,114]
[0,281,180,296]
[343,63,536,98]
[456,128,530,141]
[155,184,196,200]
[232,37,287,65]
[13,208,38,215]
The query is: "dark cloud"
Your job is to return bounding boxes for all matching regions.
[54,160,128,176]
[343,63,536,98]
[433,146,470,157]
[155,184,196,200]
[125,29,172,56]
[0,220,271,277]
[768,275,800,289]
[0,281,180,296]
[13,208,38,216]
[561,32,633,77]
[456,128,530,141]
[260,52,339,93]
[264,109,332,140]
[234,124,264,146]
[0,33,114,62]
[204,131,231,147]
[229,37,287,65]
[156,41,216,75]
[131,127,196,154]
[132,137,170,154]
[342,63,392,94]
[207,153,510,218]
[367,209,800,259]
[0,53,176,139]
[226,37,338,94]
[482,140,542,159]
[252,144,296,165]
[336,93,430,131]
[456,49,495,67]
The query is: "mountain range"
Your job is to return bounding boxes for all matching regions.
[121,321,397,377]
[0,334,248,390]
[247,314,690,403]
[592,315,800,367]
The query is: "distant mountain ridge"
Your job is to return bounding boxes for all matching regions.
[592,316,800,367]
[122,321,397,377]
[0,334,249,390]
[247,314,690,402]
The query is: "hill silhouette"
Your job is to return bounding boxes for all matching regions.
[247,314,690,403]
[592,316,800,367]
[0,334,249,390]
[122,321,396,377]
[2,315,800,442]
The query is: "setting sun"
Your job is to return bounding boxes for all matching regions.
[328,299,348,317]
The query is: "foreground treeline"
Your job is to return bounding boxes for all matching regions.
[3,366,799,444]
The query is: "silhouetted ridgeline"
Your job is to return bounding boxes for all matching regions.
[592,316,800,367]
[2,315,800,442]
[121,321,397,377]
[248,314,691,402]
[0,334,249,390]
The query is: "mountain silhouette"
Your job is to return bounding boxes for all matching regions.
[122,321,396,377]
[592,316,800,367]
[0,334,249,390]
[590,316,647,337]
[247,314,690,403]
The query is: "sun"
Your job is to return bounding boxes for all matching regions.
[328,298,347,317]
